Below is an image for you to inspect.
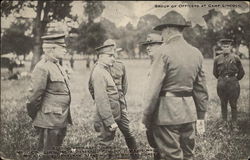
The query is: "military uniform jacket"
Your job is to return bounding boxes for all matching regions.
[88,62,121,127]
[28,56,72,129]
[213,53,245,80]
[143,34,209,125]
[109,60,128,106]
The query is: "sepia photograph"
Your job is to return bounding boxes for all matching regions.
[1,1,249,160]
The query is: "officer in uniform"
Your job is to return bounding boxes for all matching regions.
[141,33,163,64]
[105,39,140,159]
[142,11,209,160]
[89,40,140,160]
[213,39,245,129]
[27,33,72,159]
[140,33,163,160]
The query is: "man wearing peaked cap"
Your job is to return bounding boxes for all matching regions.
[141,33,163,64]
[213,39,245,131]
[142,10,209,160]
[88,39,140,159]
[26,32,72,158]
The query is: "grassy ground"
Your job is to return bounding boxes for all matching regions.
[1,59,249,160]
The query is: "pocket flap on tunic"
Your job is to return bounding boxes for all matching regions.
[43,106,63,115]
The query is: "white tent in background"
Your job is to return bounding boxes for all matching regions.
[1,52,16,59]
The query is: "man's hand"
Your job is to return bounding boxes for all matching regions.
[196,119,205,135]
[108,123,118,132]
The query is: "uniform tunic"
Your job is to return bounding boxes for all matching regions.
[213,52,245,121]
[142,34,209,160]
[89,62,120,128]
[29,56,72,129]
[143,34,208,125]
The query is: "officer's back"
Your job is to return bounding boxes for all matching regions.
[156,35,203,93]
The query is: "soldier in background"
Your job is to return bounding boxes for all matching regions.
[108,39,140,160]
[213,39,245,131]
[141,33,163,64]
[27,33,72,159]
[140,33,163,160]
[142,11,209,160]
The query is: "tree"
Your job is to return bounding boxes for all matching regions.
[73,1,106,55]
[84,1,105,24]
[1,19,33,56]
[1,1,73,71]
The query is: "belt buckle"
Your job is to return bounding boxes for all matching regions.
[165,92,175,97]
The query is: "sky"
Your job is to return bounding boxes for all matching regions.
[2,1,249,29]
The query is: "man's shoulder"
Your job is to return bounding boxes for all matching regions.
[92,64,106,77]
[230,53,241,60]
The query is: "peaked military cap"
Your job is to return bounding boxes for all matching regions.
[41,34,66,47]
[153,10,191,31]
[219,39,233,45]
[140,33,163,46]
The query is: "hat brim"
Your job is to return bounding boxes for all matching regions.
[140,41,163,46]
[153,24,191,31]
[41,34,65,40]
[95,44,115,51]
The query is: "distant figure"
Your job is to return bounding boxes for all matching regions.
[8,58,15,74]
[70,55,74,69]
[213,39,245,131]
[93,56,97,64]
[8,71,20,80]
[86,56,90,69]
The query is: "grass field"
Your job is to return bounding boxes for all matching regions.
[1,59,249,160]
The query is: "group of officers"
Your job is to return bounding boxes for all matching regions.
[27,10,245,160]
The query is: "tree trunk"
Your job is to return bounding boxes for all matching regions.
[30,1,44,71]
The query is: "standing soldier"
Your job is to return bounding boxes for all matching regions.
[213,39,245,130]
[88,39,140,160]
[141,33,163,64]
[140,33,163,160]
[27,33,72,159]
[107,39,140,160]
[142,11,209,160]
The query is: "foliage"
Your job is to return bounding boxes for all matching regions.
[1,19,34,55]
[84,1,105,23]
[71,1,106,55]
[1,1,73,71]
[76,22,107,54]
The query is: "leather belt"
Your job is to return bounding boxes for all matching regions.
[160,91,193,97]
[221,74,237,78]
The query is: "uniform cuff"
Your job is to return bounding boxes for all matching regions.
[197,111,206,119]
[103,116,116,127]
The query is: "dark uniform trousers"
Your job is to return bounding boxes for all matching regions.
[116,102,139,159]
[36,127,67,159]
[96,102,139,159]
[213,53,245,122]
[217,76,240,121]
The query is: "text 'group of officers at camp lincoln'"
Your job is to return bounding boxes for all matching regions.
[26,10,245,160]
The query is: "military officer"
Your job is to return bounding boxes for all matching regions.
[106,39,140,159]
[213,39,245,129]
[140,33,163,160]
[27,33,72,158]
[140,33,163,64]
[88,40,140,160]
[142,11,209,160]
